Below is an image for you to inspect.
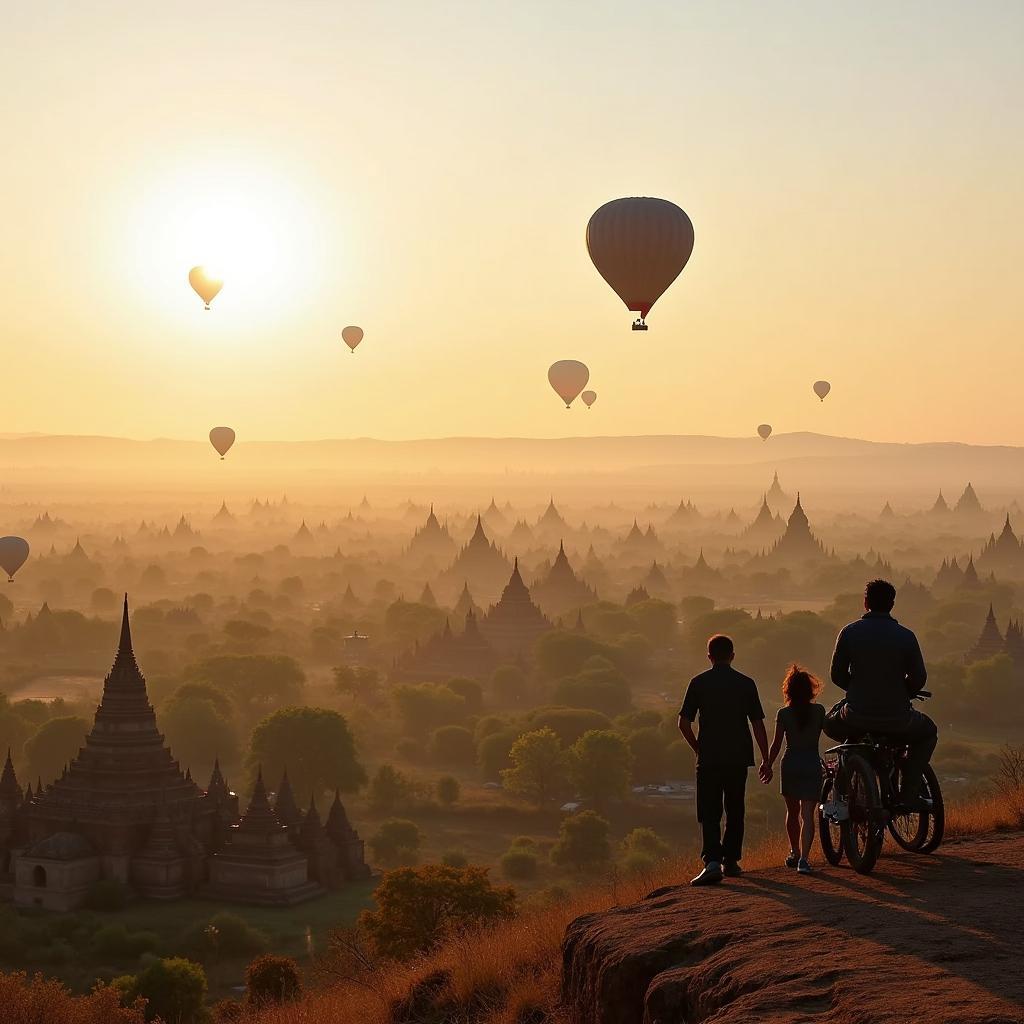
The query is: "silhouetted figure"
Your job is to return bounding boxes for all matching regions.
[828,579,937,809]
[678,634,769,886]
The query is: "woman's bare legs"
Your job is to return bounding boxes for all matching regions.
[800,798,817,860]
[784,795,801,853]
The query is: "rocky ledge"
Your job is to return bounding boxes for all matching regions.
[561,834,1024,1024]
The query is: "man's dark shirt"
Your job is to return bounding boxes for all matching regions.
[830,611,927,720]
[680,664,765,767]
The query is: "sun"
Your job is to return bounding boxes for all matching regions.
[126,154,326,323]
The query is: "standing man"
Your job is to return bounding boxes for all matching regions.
[829,579,936,810]
[678,633,770,886]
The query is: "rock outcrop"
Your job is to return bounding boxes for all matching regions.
[562,834,1024,1024]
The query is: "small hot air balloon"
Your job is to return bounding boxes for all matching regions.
[0,536,30,582]
[581,390,598,408]
[548,360,590,408]
[189,267,223,310]
[586,197,694,330]
[813,380,831,402]
[342,326,364,353]
[757,424,772,441]
[209,427,236,460]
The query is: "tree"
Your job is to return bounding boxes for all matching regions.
[160,696,238,781]
[528,707,612,746]
[428,725,476,766]
[445,677,483,714]
[436,775,461,806]
[552,659,632,716]
[621,827,670,860]
[393,683,467,736]
[490,664,530,704]
[333,665,381,703]
[368,819,423,867]
[359,864,516,959]
[550,810,611,870]
[627,599,678,647]
[113,957,208,1024]
[24,716,89,786]
[476,727,522,780]
[185,654,305,728]
[384,599,446,647]
[679,595,715,621]
[627,727,668,784]
[248,706,366,798]
[499,847,538,880]
[0,972,146,1024]
[245,954,302,1007]
[535,631,612,679]
[570,730,634,810]
[368,764,415,812]
[501,728,568,806]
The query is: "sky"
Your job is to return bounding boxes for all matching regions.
[1,1,1022,444]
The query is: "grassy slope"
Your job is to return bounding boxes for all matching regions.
[251,786,1024,1024]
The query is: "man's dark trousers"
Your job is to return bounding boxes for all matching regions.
[696,764,748,864]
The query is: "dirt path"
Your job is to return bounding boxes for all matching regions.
[562,832,1024,1023]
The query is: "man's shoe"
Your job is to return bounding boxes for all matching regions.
[785,850,799,868]
[797,858,814,875]
[690,862,723,887]
[722,861,743,877]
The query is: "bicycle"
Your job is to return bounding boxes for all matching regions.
[818,693,944,874]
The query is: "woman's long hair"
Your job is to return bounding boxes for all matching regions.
[782,664,822,729]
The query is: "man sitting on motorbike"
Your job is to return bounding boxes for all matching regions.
[827,578,937,811]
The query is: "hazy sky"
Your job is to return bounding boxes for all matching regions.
[2,2,1022,444]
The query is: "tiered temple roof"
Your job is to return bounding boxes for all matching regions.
[530,541,597,616]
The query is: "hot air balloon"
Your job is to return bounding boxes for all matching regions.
[586,197,694,330]
[0,536,29,582]
[548,360,590,408]
[813,380,831,402]
[342,326,364,353]
[189,267,223,309]
[757,424,772,441]
[209,427,236,460]
[581,390,597,408]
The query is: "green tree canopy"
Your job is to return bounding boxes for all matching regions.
[501,727,569,807]
[185,654,305,728]
[570,729,634,809]
[248,706,365,798]
[393,683,467,736]
[359,864,515,959]
[114,957,208,1024]
[368,818,423,867]
[550,810,611,871]
[24,716,90,786]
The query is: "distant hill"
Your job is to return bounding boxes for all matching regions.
[1,432,1022,502]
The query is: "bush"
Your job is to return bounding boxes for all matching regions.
[188,912,270,959]
[368,764,415,813]
[621,827,670,861]
[113,957,207,1024]
[621,851,657,874]
[245,953,302,1006]
[211,998,244,1022]
[436,775,461,806]
[428,725,477,766]
[83,879,130,911]
[368,819,423,867]
[441,850,468,867]
[499,849,539,880]
[550,810,611,871]
[490,665,530,704]
[359,864,516,960]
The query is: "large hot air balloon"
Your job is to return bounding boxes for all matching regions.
[0,536,29,582]
[581,390,597,409]
[548,360,590,408]
[342,326,364,353]
[209,427,236,460]
[189,266,223,309]
[586,197,694,330]
[757,424,772,441]
[813,380,831,402]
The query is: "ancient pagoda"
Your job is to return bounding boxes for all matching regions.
[479,560,552,660]
[530,541,597,617]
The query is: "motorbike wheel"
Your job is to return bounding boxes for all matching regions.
[917,765,945,854]
[818,774,844,866]
[839,753,884,875]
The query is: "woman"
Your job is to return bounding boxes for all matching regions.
[764,665,826,874]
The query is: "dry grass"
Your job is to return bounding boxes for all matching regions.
[0,972,146,1024]
[250,785,1024,1024]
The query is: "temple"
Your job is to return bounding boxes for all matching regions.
[440,516,512,602]
[0,598,367,911]
[530,541,597,617]
[751,495,829,570]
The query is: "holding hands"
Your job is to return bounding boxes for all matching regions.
[759,761,774,784]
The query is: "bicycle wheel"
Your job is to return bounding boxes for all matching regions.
[917,765,944,854]
[818,773,844,866]
[839,753,884,874]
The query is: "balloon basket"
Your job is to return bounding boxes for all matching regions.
[631,320,648,332]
